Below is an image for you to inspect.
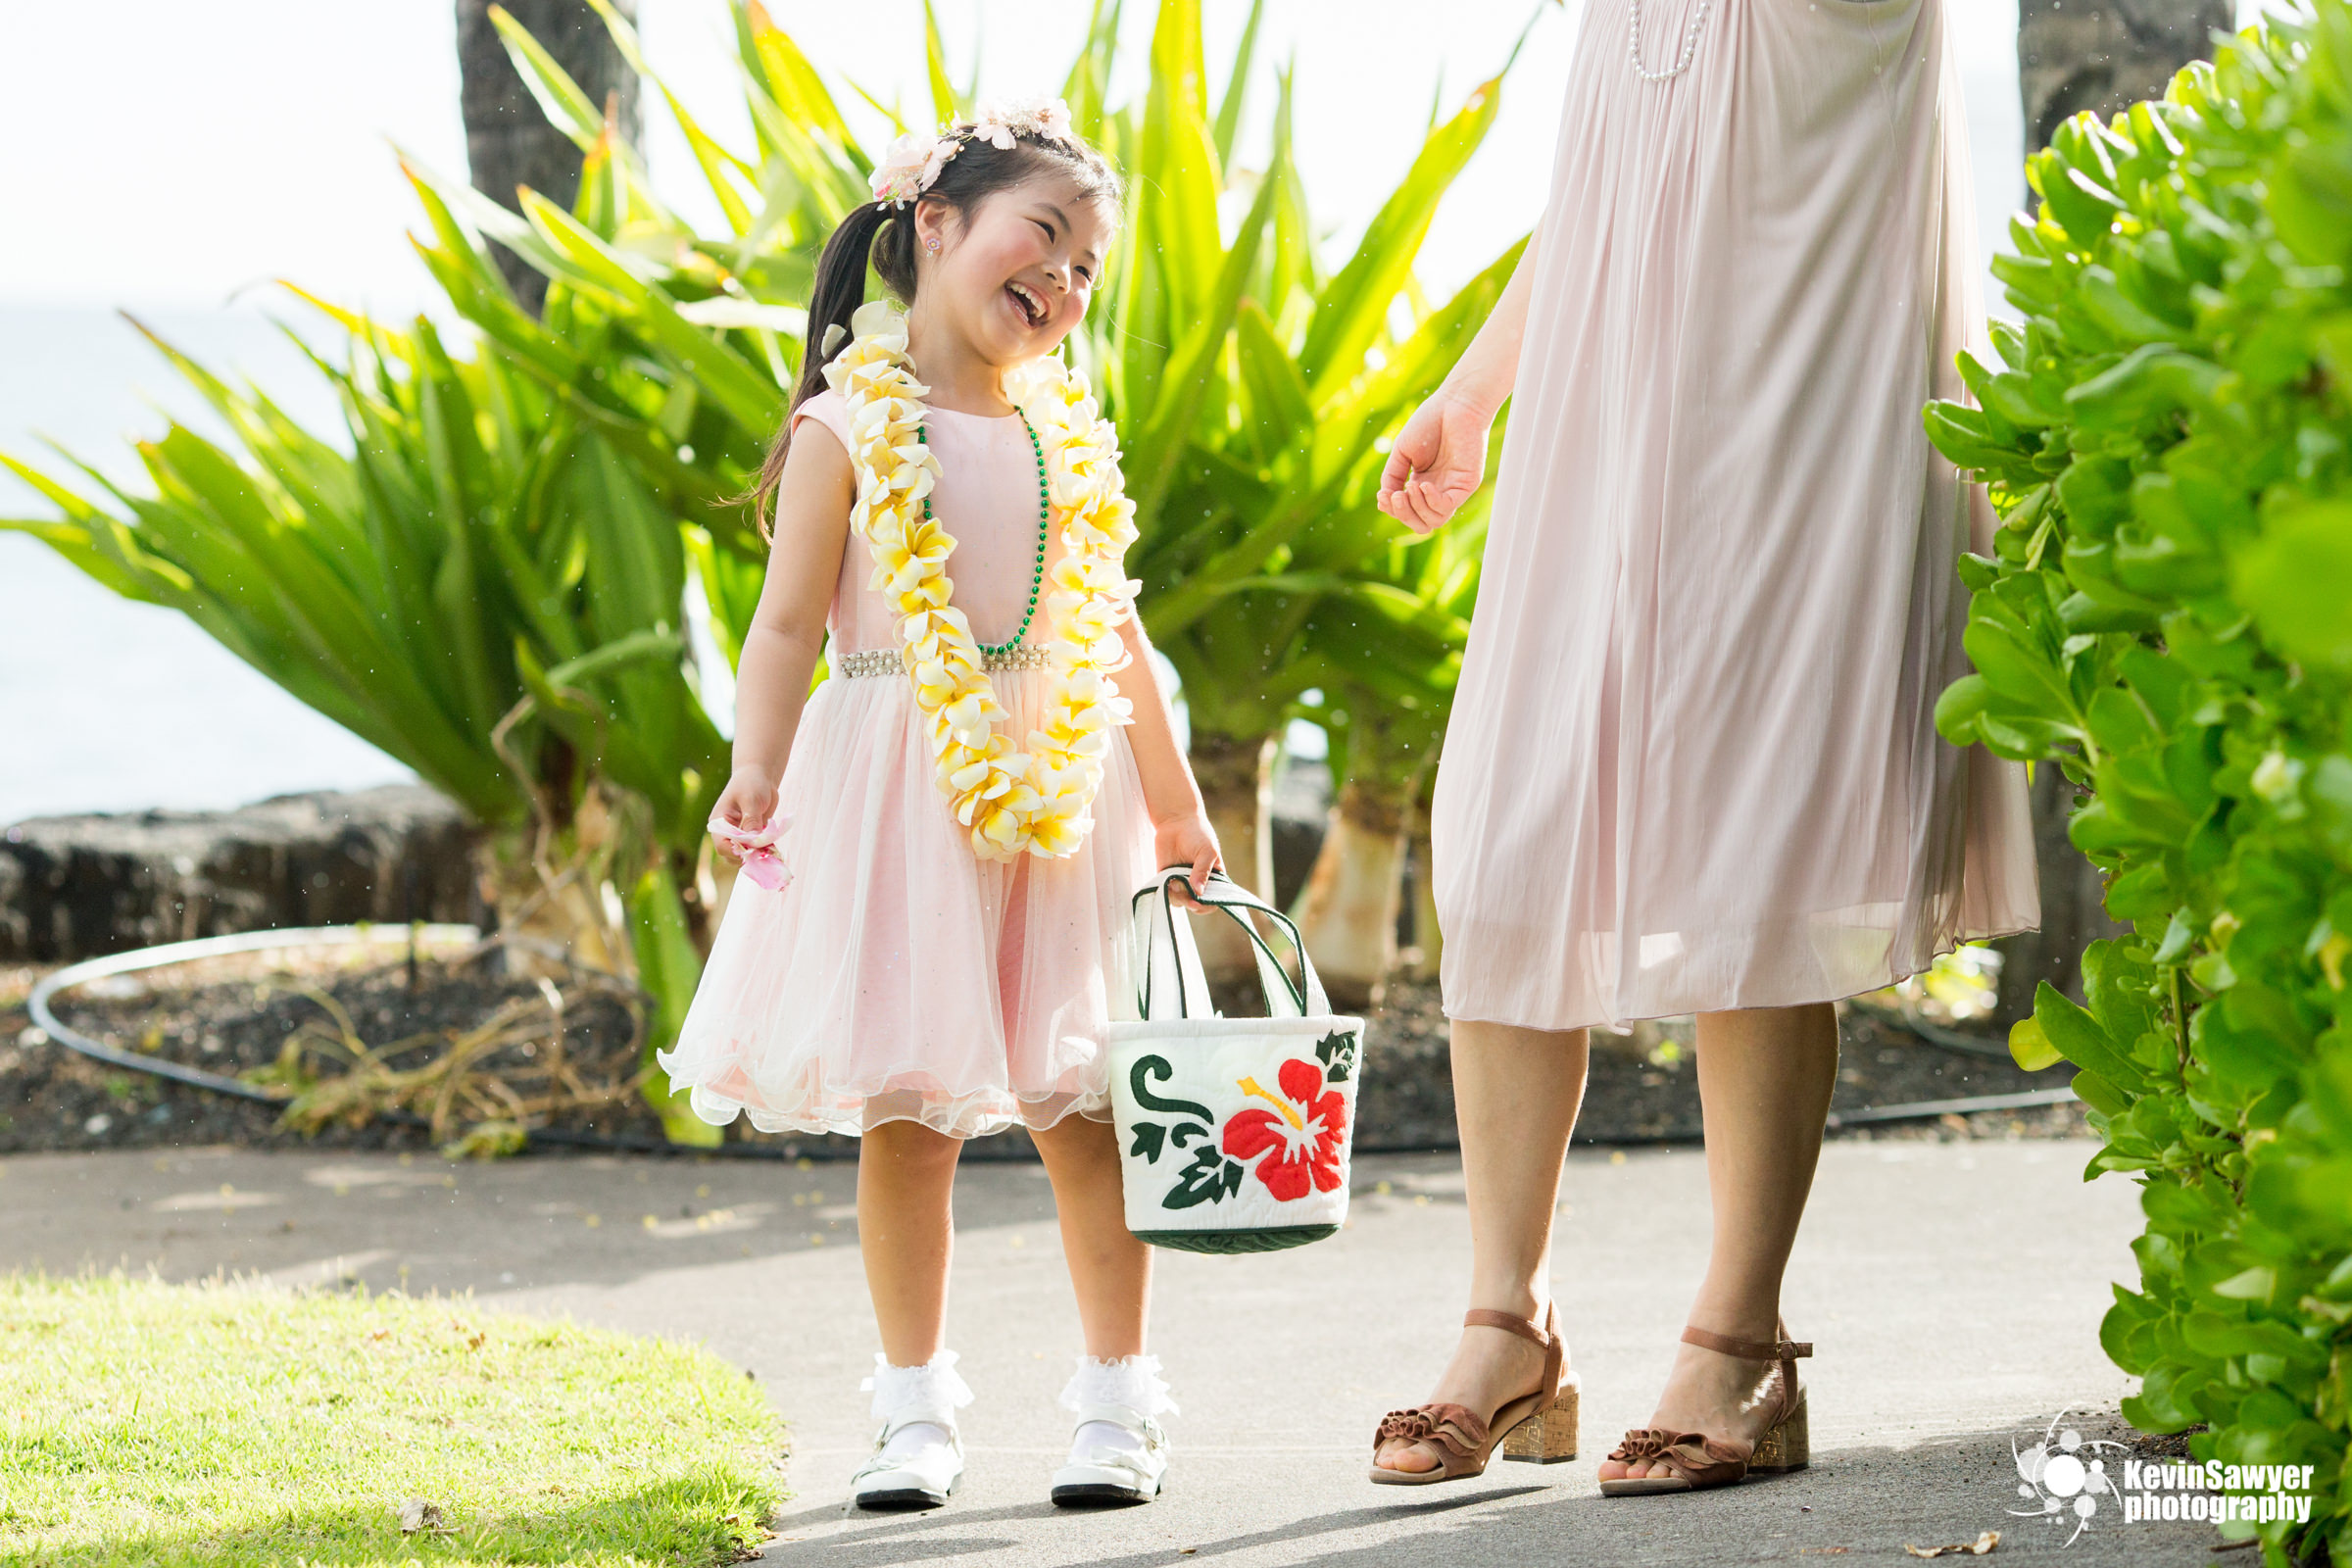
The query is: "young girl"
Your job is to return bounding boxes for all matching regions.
[658,97,1220,1512]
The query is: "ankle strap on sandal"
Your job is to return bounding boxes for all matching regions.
[1682,1325,1811,1361]
[1463,1303,1567,1409]
[1463,1307,1554,1348]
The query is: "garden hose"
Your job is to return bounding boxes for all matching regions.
[26,924,801,1162]
[27,926,485,1105]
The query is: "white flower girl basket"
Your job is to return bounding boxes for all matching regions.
[1105,868,1366,1255]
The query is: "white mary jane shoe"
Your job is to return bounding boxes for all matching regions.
[1049,1355,1176,1508]
[851,1350,972,1511]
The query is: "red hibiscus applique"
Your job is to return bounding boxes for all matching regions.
[1221,1056,1348,1201]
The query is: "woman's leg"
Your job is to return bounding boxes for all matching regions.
[1599,1002,1838,1481]
[858,1120,965,1365]
[1375,1018,1590,1473]
[1030,1113,1152,1358]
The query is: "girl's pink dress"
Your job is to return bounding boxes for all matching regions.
[659,391,1158,1139]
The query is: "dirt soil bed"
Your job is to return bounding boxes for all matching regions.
[0,960,2081,1161]
[1354,977,2086,1149]
[0,948,671,1157]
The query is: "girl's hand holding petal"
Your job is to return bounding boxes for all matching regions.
[1378,391,1492,535]
[711,767,780,860]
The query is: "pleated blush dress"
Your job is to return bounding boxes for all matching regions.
[659,390,1158,1137]
[1432,0,2039,1030]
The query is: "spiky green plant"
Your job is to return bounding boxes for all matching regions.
[426,0,1533,985]
[1,129,725,1146]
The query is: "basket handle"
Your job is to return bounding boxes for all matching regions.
[1128,866,1329,1022]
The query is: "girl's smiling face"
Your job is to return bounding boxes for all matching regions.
[912,172,1110,368]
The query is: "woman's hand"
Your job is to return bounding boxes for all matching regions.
[710,766,780,861]
[1378,390,1494,535]
[1153,809,1224,911]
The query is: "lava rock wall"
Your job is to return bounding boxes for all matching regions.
[0,786,479,961]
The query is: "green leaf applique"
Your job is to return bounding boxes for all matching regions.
[1130,1055,1214,1123]
[1128,1121,1166,1163]
[1315,1029,1361,1083]
[1163,1144,1245,1209]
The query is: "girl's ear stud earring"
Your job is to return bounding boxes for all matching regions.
[925,237,941,254]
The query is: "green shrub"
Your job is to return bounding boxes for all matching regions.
[1926,8,2352,1561]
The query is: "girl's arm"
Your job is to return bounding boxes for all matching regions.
[1112,612,1222,903]
[710,425,855,843]
[1376,226,1544,534]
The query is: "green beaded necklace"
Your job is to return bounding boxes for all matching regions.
[916,411,1051,658]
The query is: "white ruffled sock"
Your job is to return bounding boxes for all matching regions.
[862,1349,974,1463]
[1059,1354,1176,1460]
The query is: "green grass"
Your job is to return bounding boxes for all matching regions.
[0,1274,786,1566]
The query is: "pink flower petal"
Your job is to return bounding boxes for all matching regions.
[710,816,794,892]
[738,849,791,892]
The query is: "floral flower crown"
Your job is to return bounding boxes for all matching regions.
[868,94,1077,207]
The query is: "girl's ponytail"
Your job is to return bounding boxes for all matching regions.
[747,199,916,535]
[793,200,917,415]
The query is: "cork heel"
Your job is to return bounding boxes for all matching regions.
[1500,1378,1580,1464]
[1747,1393,1808,1473]
[1600,1321,1812,1496]
[1370,1304,1572,1486]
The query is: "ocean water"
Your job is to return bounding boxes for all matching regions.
[0,307,416,824]
[0,2,2049,825]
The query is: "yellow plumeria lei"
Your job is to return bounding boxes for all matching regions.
[824,301,1141,860]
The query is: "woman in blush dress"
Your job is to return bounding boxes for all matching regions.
[1364,0,2038,1493]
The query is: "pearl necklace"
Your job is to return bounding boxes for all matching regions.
[1627,0,1713,83]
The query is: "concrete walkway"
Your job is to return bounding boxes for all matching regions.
[1,1141,2226,1565]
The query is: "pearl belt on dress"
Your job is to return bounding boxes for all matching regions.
[832,645,1054,678]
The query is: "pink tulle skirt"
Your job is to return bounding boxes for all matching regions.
[658,664,1158,1139]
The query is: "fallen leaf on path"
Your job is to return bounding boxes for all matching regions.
[1903,1532,1998,1558]
[397,1498,446,1534]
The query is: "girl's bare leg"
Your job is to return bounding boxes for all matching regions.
[1030,1113,1152,1357]
[1375,1018,1590,1474]
[1599,1002,1838,1481]
[858,1120,964,1365]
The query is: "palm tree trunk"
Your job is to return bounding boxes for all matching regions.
[1994,0,2225,1021]
[1298,778,1413,1010]
[1189,728,1276,991]
[456,0,642,315]
[2019,0,2232,154]
[1296,700,1428,1010]
[1405,773,1441,984]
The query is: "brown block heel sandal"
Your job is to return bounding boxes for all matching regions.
[1599,1320,1811,1497]
[1368,1303,1581,1486]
